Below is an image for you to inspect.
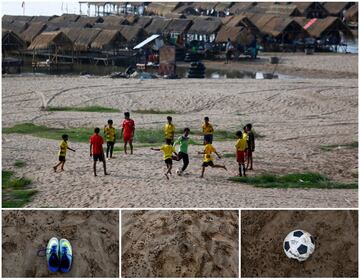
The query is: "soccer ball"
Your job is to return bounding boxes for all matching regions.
[283,229,315,261]
[176,169,182,176]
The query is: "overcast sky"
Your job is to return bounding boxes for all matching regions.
[1,1,81,16]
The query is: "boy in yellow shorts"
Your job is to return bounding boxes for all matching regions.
[151,139,178,180]
[104,119,116,159]
[198,140,227,178]
[53,134,75,172]
[164,116,175,144]
[235,130,248,177]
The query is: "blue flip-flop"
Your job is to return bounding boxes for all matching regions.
[46,237,60,272]
[59,238,72,273]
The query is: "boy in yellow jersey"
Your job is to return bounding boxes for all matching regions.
[198,140,227,178]
[104,119,116,159]
[151,139,178,179]
[53,134,75,172]
[164,116,175,144]
[235,130,248,177]
[202,116,214,144]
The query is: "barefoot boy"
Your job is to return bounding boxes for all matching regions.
[90,127,109,177]
[245,123,255,170]
[120,112,135,154]
[202,117,214,144]
[199,140,226,178]
[235,130,248,177]
[164,116,175,144]
[104,119,116,159]
[151,139,177,180]
[173,127,190,175]
[53,134,75,172]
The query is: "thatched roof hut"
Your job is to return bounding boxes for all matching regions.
[2,15,34,23]
[191,2,218,12]
[215,26,256,46]
[174,5,199,16]
[73,28,102,51]
[20,22,47,43]
[2,29,27,51]
[163,19,193,34]
[100,15,129,26]
[345,4,358,23]
[50,13,80,24]
[118,25,146,45]
[133,16,153,28]
[229,2,257,15]
[31,16,56,23]
[2,20,29,34]
[214,2,234,12]
[296,16,354,40]
[76,16,104,27]
[90,29,126,50]
[322,2,354,16]
[27,31,73,50]
[187,19,222,35]
[146,2,181,16]
[292,2,328,18]
[145,18,171,35]
[60,27,82,43]
[164,13,187,19]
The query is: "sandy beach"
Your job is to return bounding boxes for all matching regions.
[241,210,358,277]
[2,210,119,277]
[121,210,239,277]
[2,53,358,208]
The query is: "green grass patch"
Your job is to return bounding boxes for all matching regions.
[320,142,358,151]
[133,109,177,115]
[229,172,357,189]
[14,160,26,168]
[46,106,120,113]
[2,170,37,207]
[223,153,236,158]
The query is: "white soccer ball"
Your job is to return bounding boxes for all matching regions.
[176,169,182,175]
[283,229,315,261]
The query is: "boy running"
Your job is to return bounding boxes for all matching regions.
[90,127,109,177]
[245,123,255,170]
[120,112,135,154]
[173,128,190,175]
[198,140,227,178]
[164,116,175,144]
[235,130,248,177]
[53,134,75,172]
[104,119,116,159]
[202,117,214,144]
[151,139,177,180]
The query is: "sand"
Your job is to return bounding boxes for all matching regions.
[2,210,119,277]
[121,210,239,277]
[2,53,358,208]
[241,210,358,277]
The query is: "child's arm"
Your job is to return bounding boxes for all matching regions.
[67,147,76,152]
[215,151,222,159]
[197,151,205,155]
[173,151,178,157]
[89,144,93,156]
[120,127,124,137]
[151,148,161,151]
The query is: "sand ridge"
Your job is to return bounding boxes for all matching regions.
[2,63,358,208]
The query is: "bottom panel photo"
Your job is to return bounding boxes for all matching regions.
[241,210,358,278]
[121,210,239,278]
[2,210,119,277]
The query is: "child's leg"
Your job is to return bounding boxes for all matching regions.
[93,161,97,176]
[249,154,253,170]
[53,161,62,171]
[110,142,114,158]
[60,161,65,171]
[200,166,206,178]
[103,158,109,175]
[238,163,242,176]
[129,140,133,154]
[242,164,246,176]
[167,163,172,174]
[106,142,110,158]
[212,164,227,170]
[124,140,128,154]
[182,153,189,172]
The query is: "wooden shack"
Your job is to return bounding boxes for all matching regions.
[187,19,222,43]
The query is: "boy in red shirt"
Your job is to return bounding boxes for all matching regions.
[90,127,109,177]
[120,112,135,154]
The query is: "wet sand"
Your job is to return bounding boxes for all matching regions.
[2,210,119,277]
[121,210,239,277]
[241,210,358,277]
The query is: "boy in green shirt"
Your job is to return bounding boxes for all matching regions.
[173,128,190,175]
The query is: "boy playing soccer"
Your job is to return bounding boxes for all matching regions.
[104,119,116,159]
[53,134,75,172]
[173,128,190,175]
[90,127,109,177]
[235,130,248,177]
[202,117,214,144]
[164,116,175,144]
[120,112,135,154]
[245,123,255,170]
[151,139,178,180]
[198,140,227,178]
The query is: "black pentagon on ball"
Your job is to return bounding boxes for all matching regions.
[284,241,290,251]
[293,230,304,237]
[310,236,315,244]
[297,244,308,254]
